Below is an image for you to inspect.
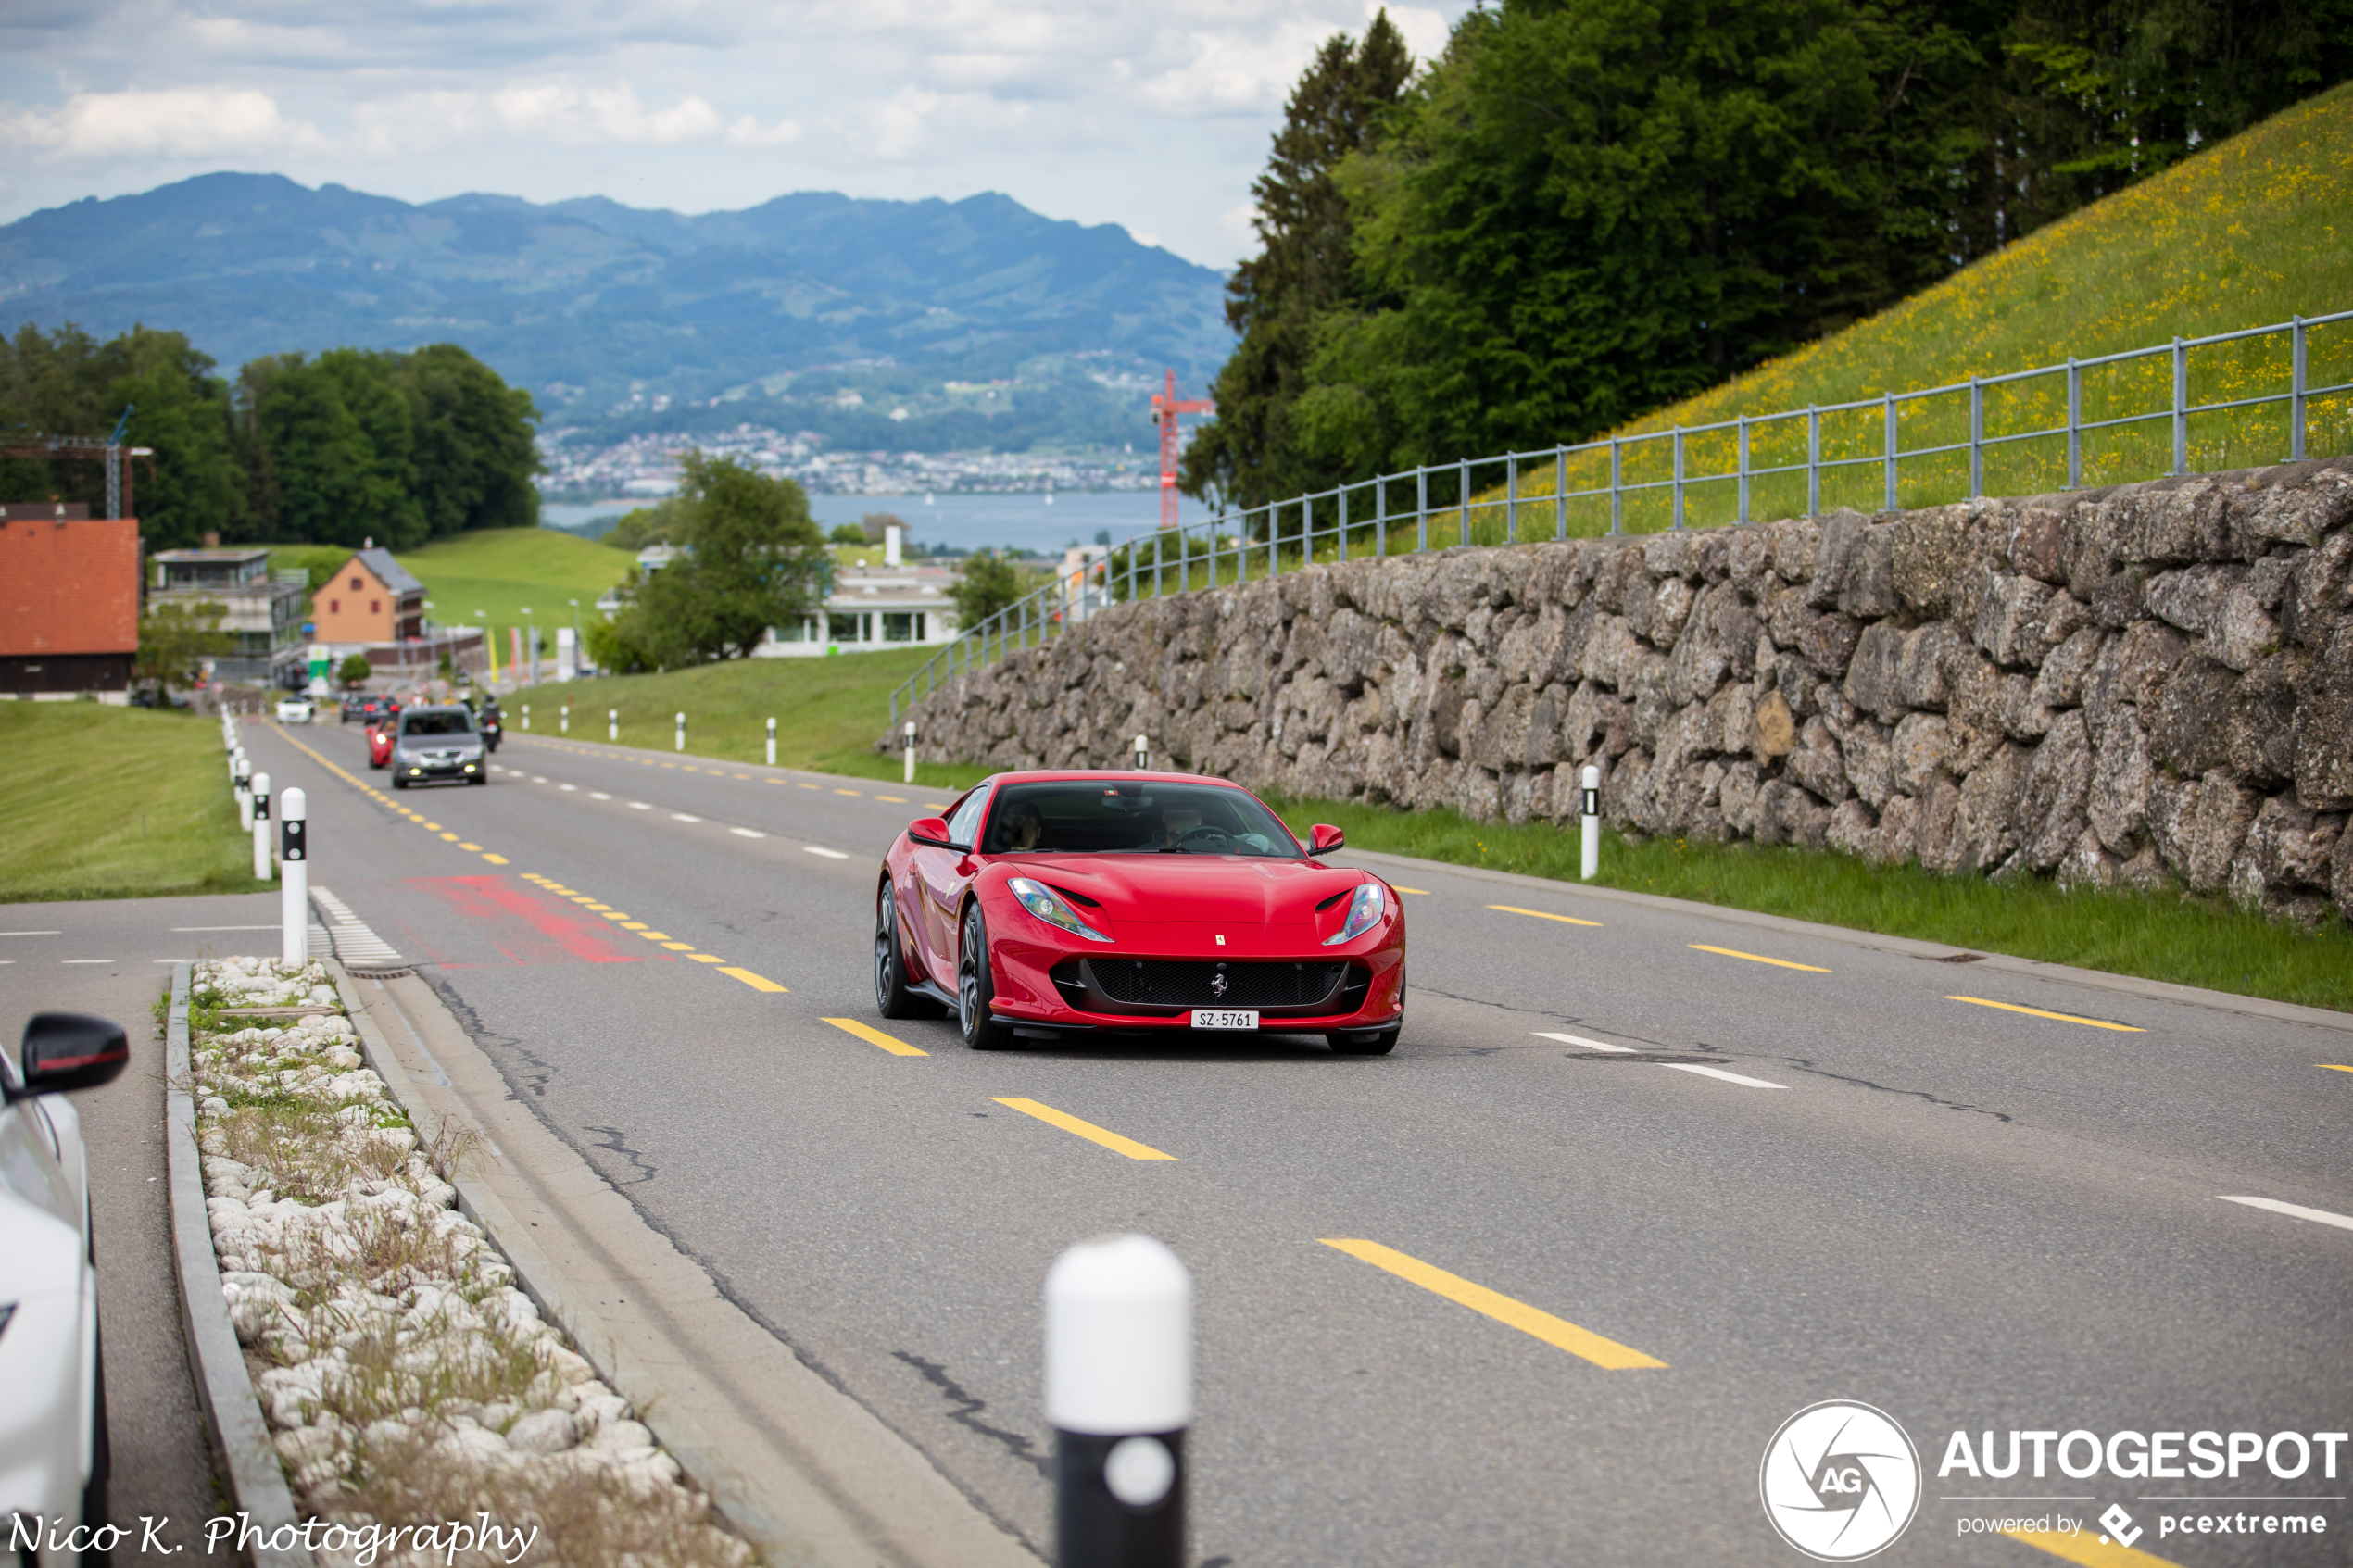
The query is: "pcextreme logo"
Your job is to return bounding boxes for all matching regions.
[1761,1401,1924,1561]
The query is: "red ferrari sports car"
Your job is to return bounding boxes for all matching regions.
[366,718,396,770]
[875,771,1405,1053]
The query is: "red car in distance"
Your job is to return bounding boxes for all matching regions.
[875,771,1405,1054]
[364,705,399,770]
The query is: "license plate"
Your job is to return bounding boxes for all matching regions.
[1189,1010,1259,1031]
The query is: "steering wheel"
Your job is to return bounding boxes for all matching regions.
[1175,825,1232,847]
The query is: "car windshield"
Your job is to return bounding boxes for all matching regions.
[979,780,1302,858]
[400,711,473,737]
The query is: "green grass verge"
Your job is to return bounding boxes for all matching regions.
[517,648,991,793]
[0,703,256,902]
[1265,794,2353,1013]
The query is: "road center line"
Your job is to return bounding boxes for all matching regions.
[730,827,766,838]
[1947,996,2145,1032]
[991,1098,1176,1160]
[1490,904,1603,927]
[823,1017,927,1057]
[2322,1065,2353,1073]
[2218,1195,2353,1234]
[1689,944,1830,972]
[804,847,849,859]
[1533,1031,1638,1052]
[1319,1239,1665,1370]
[1393,886,1430,895]
[1660,1062,1787,1089]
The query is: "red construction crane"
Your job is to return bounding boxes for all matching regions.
[1149,370,1213,531]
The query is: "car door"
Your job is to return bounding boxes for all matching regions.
[911,784,990,978]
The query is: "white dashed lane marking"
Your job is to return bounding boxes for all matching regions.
[673,814,702,822]
[2220,1196,2353,1234]
[1661,1063,1787,1090]
[1535,1031,1638,1053]
[731,827,766,838]
[804,847,849,859]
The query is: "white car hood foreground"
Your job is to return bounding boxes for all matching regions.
[0,1147,96,1535]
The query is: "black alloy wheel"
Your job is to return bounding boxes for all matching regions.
[957,904,1015,1050]
[875,884,937,1019]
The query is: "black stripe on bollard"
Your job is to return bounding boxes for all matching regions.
[1054,1428,1185,1568]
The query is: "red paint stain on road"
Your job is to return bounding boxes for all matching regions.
[408,876,652,966]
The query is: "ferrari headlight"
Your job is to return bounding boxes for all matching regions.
[1323,882,1386,946]
[1006,876,1113,944]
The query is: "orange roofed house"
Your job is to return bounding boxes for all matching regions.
[0,504,140,701]
[310,547,425,646]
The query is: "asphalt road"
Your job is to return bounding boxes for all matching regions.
[193,715,2353,1567]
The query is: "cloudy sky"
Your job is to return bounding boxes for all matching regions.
[0,0,1470,271]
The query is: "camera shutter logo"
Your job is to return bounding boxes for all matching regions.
[1759,1400,1922,1561]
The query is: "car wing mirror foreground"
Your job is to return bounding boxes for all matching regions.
[907,817,964,850]
[1307,823,1346,856]
[6,1012,131,1101]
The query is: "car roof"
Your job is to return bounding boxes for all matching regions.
[402,704,472,716]
[981,771,1246,787]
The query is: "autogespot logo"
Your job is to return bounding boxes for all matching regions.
[1761,1400,1924,1561]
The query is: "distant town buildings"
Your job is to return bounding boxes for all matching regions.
[148,546,311,688]
[536,424,1160,503]
[1,504,140,700]
[309,547,426,646]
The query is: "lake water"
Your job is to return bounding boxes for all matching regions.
[542,490,1217,556]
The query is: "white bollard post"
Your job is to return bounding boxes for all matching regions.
[1134,734,1149,771]
[767,717,778,769]
[250,771,273,882]
[234,755,253,829]
[901,721,916,784]
[1046,1235,1190,1568]
[1579,763,1602,881]
[610,709,619,743]
[522,704,531,732]
[279,787,308,964]
[560,703,569,735]
[675,711,686,752]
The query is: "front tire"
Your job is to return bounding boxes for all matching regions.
[875,883,937,1019]
[1328,1026,1400,1056]
[956,904,1015,1050]
[392,775,409,789]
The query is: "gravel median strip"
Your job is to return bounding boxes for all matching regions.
[180,956,752,1568]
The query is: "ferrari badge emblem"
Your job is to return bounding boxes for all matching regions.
[1214,934,1226,946]
[1211,972,1228,998]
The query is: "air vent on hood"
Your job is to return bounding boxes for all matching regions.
[1049,884,1101,908]
[1315,888,1353,911]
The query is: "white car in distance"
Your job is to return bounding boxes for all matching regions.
[274,696,315,723]
[0,1013,131,1562]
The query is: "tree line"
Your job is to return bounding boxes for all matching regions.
[1182,0,2353,517]
[0,321,542,551]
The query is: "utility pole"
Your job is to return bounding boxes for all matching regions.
[1149,371,1213,533]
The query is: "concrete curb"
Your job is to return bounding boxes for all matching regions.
[1340,845,2353,1035]
[162,961,316,1568]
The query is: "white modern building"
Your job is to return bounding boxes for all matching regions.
[758,558,959,657]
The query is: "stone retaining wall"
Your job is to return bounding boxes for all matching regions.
[888,458,2353,926]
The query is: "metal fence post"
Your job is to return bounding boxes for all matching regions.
[1505,455,1517,544]
[1338,484,1350,562]
[2067,357,2082,489]
[1457,458,1470,546]
[1610,438,1622,534]
[1376,477,1387,557]
[1671,426,1685,529]
[1416,468,1428,552]
[2291,315,2308,461]
[2171,335,2188,476]
[1882,393,1898,511]
[1969,378,1983,498]
[1806,406,1820,518]
[1554,448,1567,540]
[1737,417,1751,524]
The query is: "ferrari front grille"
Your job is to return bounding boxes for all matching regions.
[1083,959,1351,1010]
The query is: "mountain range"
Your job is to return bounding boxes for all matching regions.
[0,172,1233,446]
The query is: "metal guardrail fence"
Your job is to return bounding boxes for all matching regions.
[888,308,2352,729]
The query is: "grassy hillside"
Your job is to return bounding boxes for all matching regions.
[274,529,631,661]
[0,703,253,901]
[518,648,989,789]
[1282,82,2352,549]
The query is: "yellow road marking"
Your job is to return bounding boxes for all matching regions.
[483,854,508,865]
[660,941,695,951]
[723,967,788,993]
[824,1017,927,1057]
[1491,904,1603,927]
[459,841,482,851]
[875,795,908,803]
[438,832,459,841]
[1320,1240,1666,1370]
[992,1098,1176,1160]
[834,788,862,797]
[2002,1524,2184,1566]
[798,782,820,790]
[686,954,725,963]
[621,922,649,931]
[925,802,950,809]
[1393,886,1430,895]
[1947,996,2144,1032]
[1690,944,1830,972]
[733,773,749,780]
[639,931,673,941]
[422,822,442,831]
[2320,1064,2352,1073]
[599,911,632,921]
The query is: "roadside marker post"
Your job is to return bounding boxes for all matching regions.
[1134,734,1149,770]
[610,709,619,743]
[769,717,779,768]
[675,711,686,752]
[1579,764,1601,881]
[250,771,273,882]
[901,721,916,783]
[560,704,570,735]
[1046,1234,1189,1568]
[233,754,253,829]
[522,704,530,732]
[279,787,308,965]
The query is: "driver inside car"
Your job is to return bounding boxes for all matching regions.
[1159,809,1203,847]
[991,799,1046,852]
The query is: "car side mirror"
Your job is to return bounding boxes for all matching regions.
[6,1012,130,1101]
[1307,823,1345,855]
[908,816,961,850]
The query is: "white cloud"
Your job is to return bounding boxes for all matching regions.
[3,86,322,160]
[725,115,800,147]
[488,82,723,145]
